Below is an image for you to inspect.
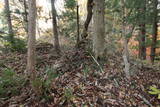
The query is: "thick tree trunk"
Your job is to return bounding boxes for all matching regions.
[81,0,93,39]
[93,0,105,59]
[27,0,37,79]
[51,0,61,54]
[138,0,146,60]
[150,0,158,64]
[4,0,14,44]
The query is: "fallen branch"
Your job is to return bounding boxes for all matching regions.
[136,94,153,107]
[89,52,104,73]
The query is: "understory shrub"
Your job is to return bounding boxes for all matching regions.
[0,68,26,99]
[31,66,60,100]
[0,35,26,53]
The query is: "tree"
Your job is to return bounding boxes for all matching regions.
[23,0,28,33]
[121,0,130,79]
[4,0,14,44]
[51,0,61,54]
[59,0,77,41]
[138,0,146,60]
[81,0,93,40]
[150,0,158,64]
[27,0,37,79]
[93,0,105,59]
[76,3,80,46]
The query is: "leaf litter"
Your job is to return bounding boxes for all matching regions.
[0,43,160,107]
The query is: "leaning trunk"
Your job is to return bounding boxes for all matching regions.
[150,0,158,64]
[81,0,93,39]
[51,0,61,54]
[93,0,105,59]
[27,0,37,79]
[4,0,14,44]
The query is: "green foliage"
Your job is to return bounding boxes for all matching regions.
[82,66,90,77]
[145,37,152,47]
[0,3,27,52]
[31,67,59,100]
[14,9,21,15]
[0,36,26,52]
[31,77,44,96]
[0,68,26,99]
[64,0,76,9]
[11,38,27,52]
[156,40,160,48]
[148,86,160,99]
[63,87,74,102]
[59,0,77,40]
[44,66,59,88]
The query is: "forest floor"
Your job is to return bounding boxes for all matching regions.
[0,43,160,107]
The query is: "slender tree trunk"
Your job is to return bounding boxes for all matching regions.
[27,0,37,79]
[81,0,93,39]
[4,0,14,44]
[138,0,146,60]
[51,0,61,54]
[150,0,158,64]
[36,18,41,37]
[93,0,105,59]
[23,0,28,33]
[139,24,146,60]
[122,0,130,79]
[76,4,80,45]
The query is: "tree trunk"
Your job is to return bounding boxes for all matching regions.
[150,0,158,64]
[138,0,146,60]
[23,0,28,33]
[139,24,146,60]
[93,0,105,59]
[27,0,37,79]
[4,0,14,44]
[76,4,80,46]
[122,0,130,79]
[81,0,93,39]
[51,0,61,54]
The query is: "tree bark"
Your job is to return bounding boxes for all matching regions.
[122,0,130,79]
[51,0,61,54]
[93,0,105,59]
[4,0,14,44]
[138,0,146,60]
[81,0,93,39]
[27,0,37,79]
[150,0,158,64]
[76,4,80,45]
[23,0,28,33]
[139,24,146,60]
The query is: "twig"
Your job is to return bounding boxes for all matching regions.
[137,94,153,107]
[114,78,119,87]
[89,53,104,73]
